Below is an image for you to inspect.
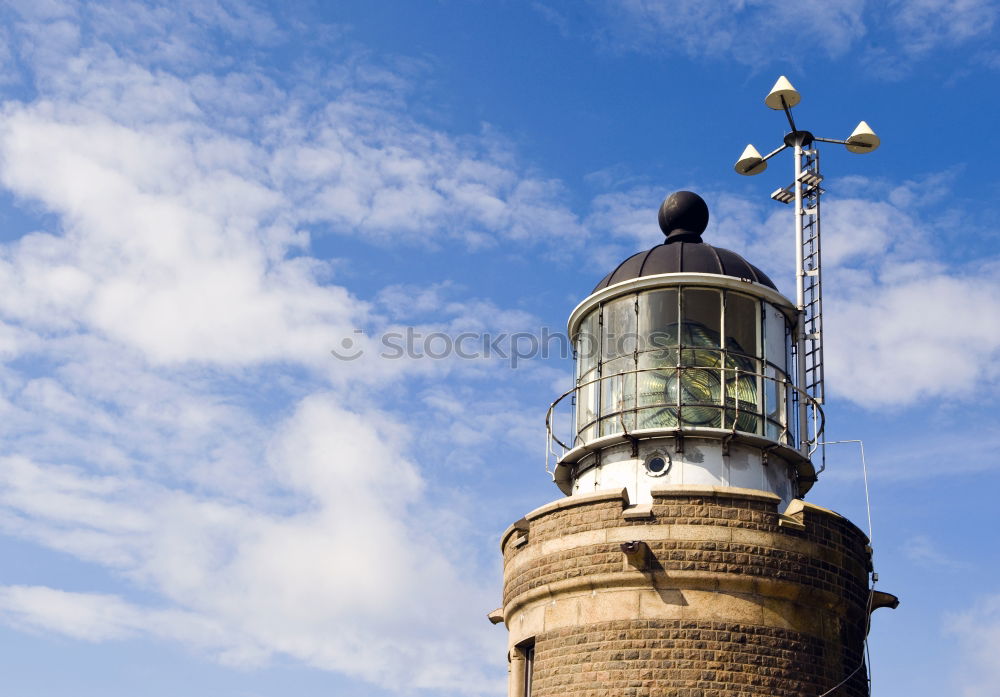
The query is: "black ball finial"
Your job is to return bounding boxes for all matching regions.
[658,191,709,243]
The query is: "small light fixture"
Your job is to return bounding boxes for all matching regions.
[770,188,794,204]
[798,171,823,187]
[644,451,671,477]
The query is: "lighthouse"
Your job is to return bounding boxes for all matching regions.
[492,188,898,696]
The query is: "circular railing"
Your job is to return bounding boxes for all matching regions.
[545,358,824,478]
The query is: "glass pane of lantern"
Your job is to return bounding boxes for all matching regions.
[725,292,759,358]
[680,348,721,371]
[762,364,791,443]
[764,367,779,420]
[577,422,598,445]
[637,363,674,408]
[786,380,797,447]
[638,288,678,404]
[600,411,635,436]
[766,366,784,417]
[602,355,632,377]
[576,373,599,443]
[600,370,636,420]
[680,405,722,428]
[601,357,635,437]
[676,362,722,428]
[637,405,678,430]
[680,288,721,348]
[577,310,599,378]
[725,358,761,433]
[636,363,679,430]
[639,289,678,353]
[602,296,637,361]
[763,302,788,373]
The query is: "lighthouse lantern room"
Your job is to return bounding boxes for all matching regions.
[547,191,817,507]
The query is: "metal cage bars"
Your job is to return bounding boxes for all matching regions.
[544,356,825,478]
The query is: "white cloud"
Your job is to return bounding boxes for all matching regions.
[0,2,577,692]
[581,177,1000,409]
[0,0,592,376]
[825,261,1000,406]
[890,0,997,53]
[0,396,502,692]
[903,534,971,571]
[0,99,366,367]
[578,0,998,74]
[587,186,662,246]
[1,2,993,694]
[587,0,866,62]
[946,594,1000,696]
[0,585,235,651]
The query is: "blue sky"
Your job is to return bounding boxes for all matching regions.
[0,1,998,696]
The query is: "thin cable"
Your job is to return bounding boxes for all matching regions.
[818,439,873,544]
[815,586,876,697]
[865,632,873,693]
[814,439,878,695]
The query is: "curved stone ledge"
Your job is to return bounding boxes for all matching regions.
[503,487,868,560]
[650,484,783,503]
[504,521,838,575]
[500,489,629,551]
[504,569,849,632]
[523,488,629,522]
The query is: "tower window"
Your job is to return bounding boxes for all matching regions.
[523,642,534,697]
[511,639,535,697]
[644,451,671,477]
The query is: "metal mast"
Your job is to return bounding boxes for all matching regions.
[734,75,879,460]
[772,142,825,407]
[796,148,825,404]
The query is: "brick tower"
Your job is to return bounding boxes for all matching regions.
[491,192,897,697]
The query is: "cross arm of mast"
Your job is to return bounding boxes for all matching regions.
[760,144,788,162]
[812,137,848,145]
[780,95,797,132]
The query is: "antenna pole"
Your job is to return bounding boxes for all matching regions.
[735,77,879,465]
[794,141,805,310]
[793,141,809,455]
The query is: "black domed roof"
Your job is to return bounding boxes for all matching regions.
[593,241,776,292]
[593,191,777,293]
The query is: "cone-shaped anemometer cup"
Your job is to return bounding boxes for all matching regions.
[764,76,800,110]
[846,120,879,154]
[734,144,767,175]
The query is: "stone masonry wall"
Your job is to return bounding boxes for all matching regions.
[500,486,871,697]
[531,619,860,697]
